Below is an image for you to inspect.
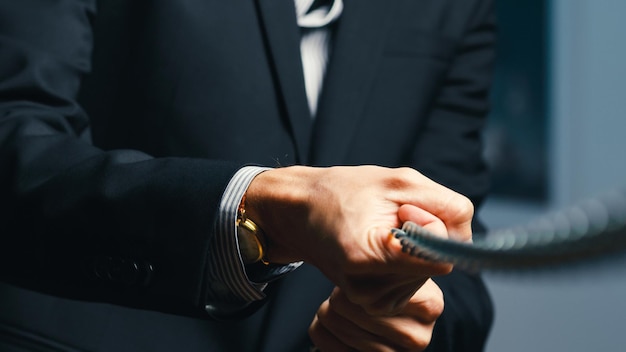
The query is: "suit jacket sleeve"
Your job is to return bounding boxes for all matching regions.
[0,0,242,318]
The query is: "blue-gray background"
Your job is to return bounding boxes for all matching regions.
[481,0,626,350]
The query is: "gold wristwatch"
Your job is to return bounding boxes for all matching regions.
[236,196,269,265]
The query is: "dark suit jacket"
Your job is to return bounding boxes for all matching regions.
[0,0,495,351]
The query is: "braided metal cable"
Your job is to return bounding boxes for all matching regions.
[392,190,626,271]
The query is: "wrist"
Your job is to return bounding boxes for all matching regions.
[244,166,318,264]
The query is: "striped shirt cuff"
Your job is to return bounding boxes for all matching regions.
[206,166,302,306]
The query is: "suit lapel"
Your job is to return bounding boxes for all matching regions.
[310,0,398,165]
[256,0,313,164]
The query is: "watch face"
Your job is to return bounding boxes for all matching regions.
[237,220,264,264]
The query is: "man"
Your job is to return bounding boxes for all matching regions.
[0,0,494,351]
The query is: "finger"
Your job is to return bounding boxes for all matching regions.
[338,227,449,314]
[392,168,474,241]
[399,202,474,244]
[315,298,401,352]
[330,285,441,351]
[373,215,453,276]
[339,256,448,314]
[309,314,355,352]
[345,208,449,314]
[340,276,426,317]
[397,204,448,238]
[371,225,453,275]
[417,191,474,242]
[401,279,445,325]
[362,278,428,316]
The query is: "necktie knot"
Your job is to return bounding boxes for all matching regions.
[295,0,343,28]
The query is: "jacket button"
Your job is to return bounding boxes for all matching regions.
[92,256,154,287]
[108,258,139,285]
[137,261,155,287]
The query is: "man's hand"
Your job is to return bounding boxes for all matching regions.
[244,165,473,315]
[309,281,444,352]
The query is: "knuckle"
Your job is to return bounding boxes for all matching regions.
[396,166,418,178]
[414,336,433,351]
[422,296,445,322]
[385,167,426,191]
[450,193,474,220]
[392,328,432,351]
[315,310,329,326]
[460,195,475,218]
[404,280,445,323]
[441,192,475,241]
[386,169,413,189]
[308,317,322,341]
[421,285,445,321]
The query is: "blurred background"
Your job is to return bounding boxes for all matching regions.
[480,0,626,350]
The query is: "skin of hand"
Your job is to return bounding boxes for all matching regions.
[309,280,444,352]
[244,165,473,316]
[308,205,450,352]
